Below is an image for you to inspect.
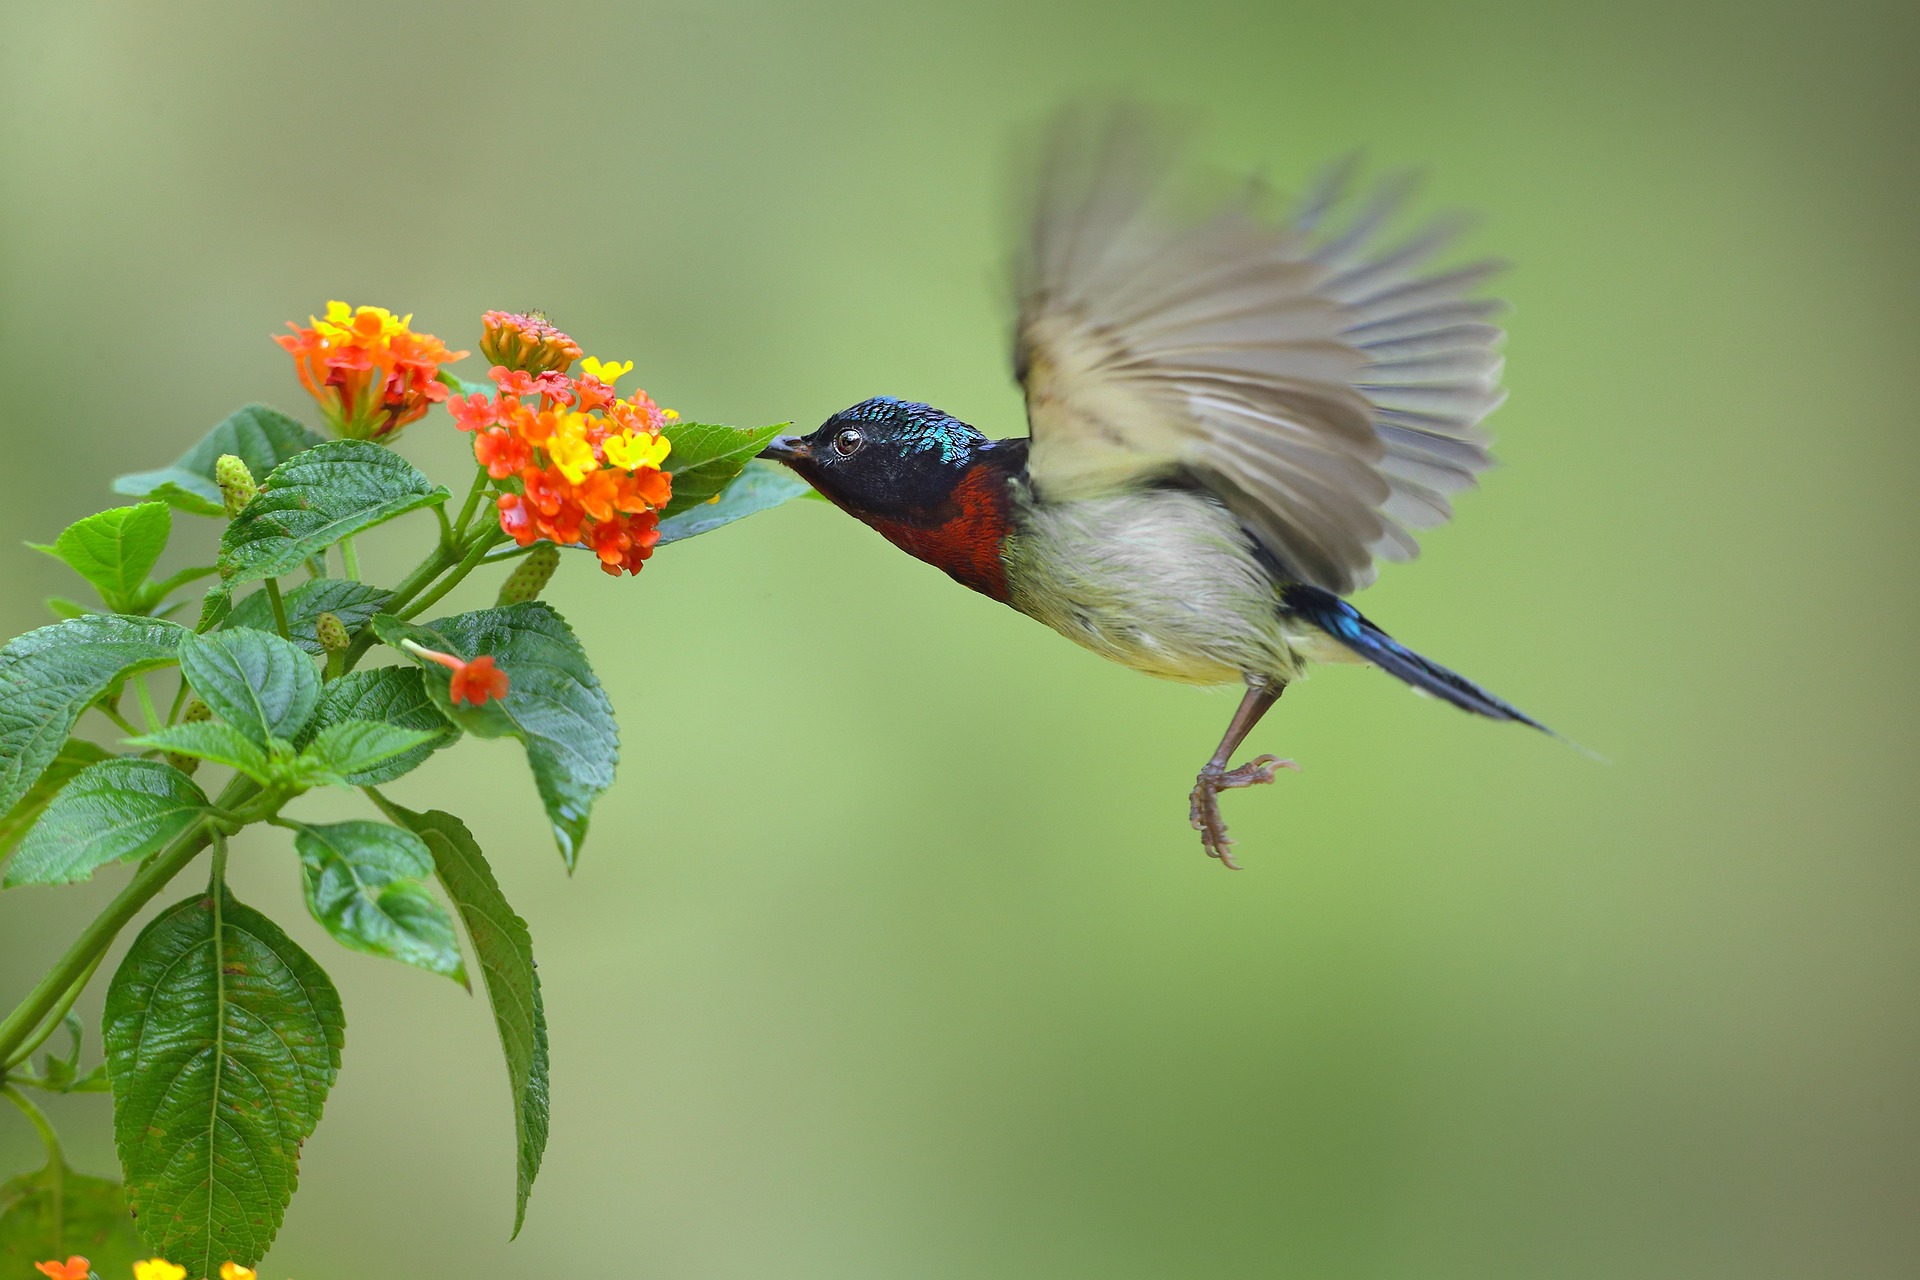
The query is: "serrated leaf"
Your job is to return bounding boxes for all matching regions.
[295,721,441,787]
[127,722,272,781]
[375,603,616,868]
[226,578,391,655]
[114,404,327,516]
[658,421,786,517]
[292,819,465,983]
[2,759,208,887]
[656,458,810,546]
[298,667,457,785]
[371,796,547,1235]
[0,1159,144,1279]
[0,737,111,860]
[105,888,344,1274]
[31,502,172,612]
[218,441,448,587]
[177,627,321,748]
[0,615,185,814]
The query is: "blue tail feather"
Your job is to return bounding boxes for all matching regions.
[1280,584,1552,734]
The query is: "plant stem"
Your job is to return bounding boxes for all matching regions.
[1,1083,62,1164]
[451,464,491,542]
[340,535,361,580]
[98,702,140,738]
[401,531,502,621]
[165,674,190,726]
[264,576,292,640]
[4,951,105,1072]
[133,676,161,733]
[0,776,259,1069]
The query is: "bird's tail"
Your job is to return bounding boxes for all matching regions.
[1280,583,1553,734]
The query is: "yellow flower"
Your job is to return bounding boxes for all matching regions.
[602,430,671,472]
[545,413,599,484]
[220,1263,257,1280]
[134,1260,186,1280]
[579,356,633,385]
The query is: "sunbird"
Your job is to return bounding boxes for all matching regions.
[762,109,1549,867]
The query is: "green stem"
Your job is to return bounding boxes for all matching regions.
[263,576,292,640]
[133,676,161,733]
[481,543,538,566]
[401,531,501,621]
[451,464,490,541]
[165,673,190,727]
[4,951,105,1072]
[0,776,260,1068]
[434,505,455,551]
[340,535,361,580]
[98,702,140,738]
[1,1083,62,1164]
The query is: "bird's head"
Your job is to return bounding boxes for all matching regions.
[759,397,996,523]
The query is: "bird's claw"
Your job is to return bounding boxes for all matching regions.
[1188,754,1299,869]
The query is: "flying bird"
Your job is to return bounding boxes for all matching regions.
[762,109,1550,867]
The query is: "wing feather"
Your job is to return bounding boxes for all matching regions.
[1014,109,1509,593]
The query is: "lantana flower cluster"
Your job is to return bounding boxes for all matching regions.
[274,302,466,441]
[450,311,675,577]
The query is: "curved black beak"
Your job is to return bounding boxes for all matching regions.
[759,434,810,464]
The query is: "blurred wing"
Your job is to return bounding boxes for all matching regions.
[1013,109,1507,594]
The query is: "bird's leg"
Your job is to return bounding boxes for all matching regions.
[1188,681,1298,869]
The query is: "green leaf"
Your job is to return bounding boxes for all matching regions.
[126,722,272,781]
[0,1158,144,1279]
[176,627,321,748]
[656,458,810,546]
[0,615,185,815]
[31,502,172,612]
[104,887,344,1274]
[658,421,786,517]
[0,738,111,860]
[218,440,448,587]
[371,797,547,1235]
[114,404,328,516]
[2,759,208,887]
[298,667,457,785]
[294,721,442,787]
[375,603,616,868]
[292,819,466,983]
[226,578,391,655]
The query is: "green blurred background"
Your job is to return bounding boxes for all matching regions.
[2,0,1916,1276]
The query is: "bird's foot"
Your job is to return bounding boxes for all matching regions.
[1188,755,1299,869]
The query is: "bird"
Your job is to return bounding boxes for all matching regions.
[760,108,1551,868]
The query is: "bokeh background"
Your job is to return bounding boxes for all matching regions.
[2,1,1916,1276]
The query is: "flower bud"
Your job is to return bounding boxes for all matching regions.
[480,311,583,375]
[215,454,257,516]
[183,699,212,722]
[314,611,351,652]
[166,700,212,776]
[496,543,561,605]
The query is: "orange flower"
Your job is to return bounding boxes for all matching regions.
[275,302,467,442]
[480,310,583,374]
[402,642,511,706]
[34,1257,90,1280]
[452,320,675,577]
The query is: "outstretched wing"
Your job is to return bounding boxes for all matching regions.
[1012,108,1508,595]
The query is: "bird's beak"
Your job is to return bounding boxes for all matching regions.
[759,434,810,464]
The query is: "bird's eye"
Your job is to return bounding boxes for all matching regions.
[833,427,864,457]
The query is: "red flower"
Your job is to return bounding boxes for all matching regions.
[449,392,498,432]
[488,366,538,398]
[35,1259,91,1280]
[403,644,512,706]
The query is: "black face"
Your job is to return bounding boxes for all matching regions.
[760,397,991,520]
